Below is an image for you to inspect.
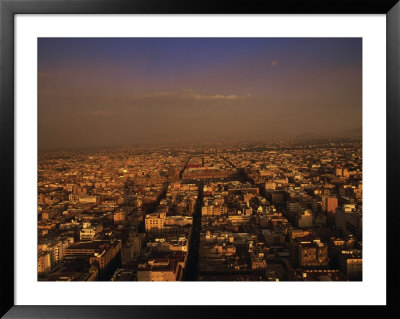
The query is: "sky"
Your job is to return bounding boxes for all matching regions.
[38,38,362,150]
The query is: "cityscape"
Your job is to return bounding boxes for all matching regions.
[38,38,362,281]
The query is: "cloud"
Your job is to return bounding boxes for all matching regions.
[130,91,251,102]
[270,61,279,67]
[190,93,241,101]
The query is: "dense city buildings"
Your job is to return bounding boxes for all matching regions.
[38,139,362,281]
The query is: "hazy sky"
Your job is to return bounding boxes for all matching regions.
[38,38,362,150]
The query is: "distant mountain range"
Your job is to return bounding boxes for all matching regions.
[295,127,362,140]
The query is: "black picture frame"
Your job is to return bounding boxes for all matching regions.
[1,0,399,318]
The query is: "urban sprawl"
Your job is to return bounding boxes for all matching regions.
[38,140,362,281]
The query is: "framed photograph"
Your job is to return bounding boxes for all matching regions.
[1,0,399,318]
